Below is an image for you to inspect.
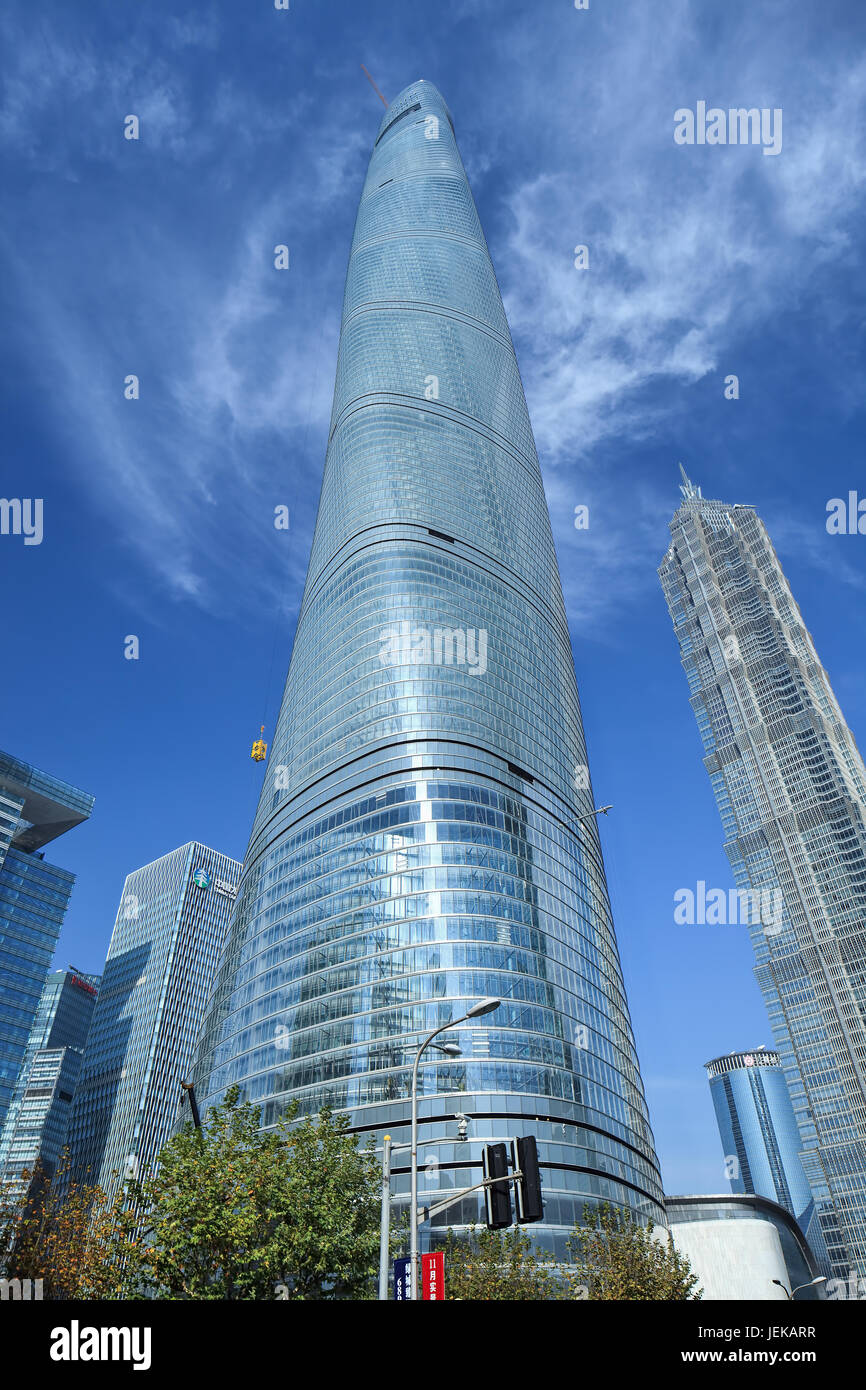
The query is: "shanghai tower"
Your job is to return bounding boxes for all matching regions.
[659,471,866,1279]
[196,80,665,1250]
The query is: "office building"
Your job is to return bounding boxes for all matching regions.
[194,80,665,1255]
[66,843,240,1198]
[659,471,866,1277]
[0,967,99,1201]
[706,1047,818,1243]
[0,750,93,1135]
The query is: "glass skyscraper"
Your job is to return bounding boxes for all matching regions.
[0,966,99,1201]
[66,843,241,1198]
[0,749,93,1137]
[659,471,866,1278]
[195,79,665,1253]
[705,1046,821,1259]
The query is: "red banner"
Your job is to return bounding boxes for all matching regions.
[421,1251,444,1301]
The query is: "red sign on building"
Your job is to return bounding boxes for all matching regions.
[421,1251,444,1301]
[70,974,97,996]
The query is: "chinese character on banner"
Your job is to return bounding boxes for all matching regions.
[421,1251,444,1300]
[394,1256,412,1301]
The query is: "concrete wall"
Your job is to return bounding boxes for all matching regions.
[668,1219,790,1300]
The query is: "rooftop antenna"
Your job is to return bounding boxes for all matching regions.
[678,462,702,501]
[361,65,388,108]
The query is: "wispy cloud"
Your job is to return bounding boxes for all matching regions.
[492,11,866,470]
[441,0,866,632]
[3,0,863,636]
[1,11,369,615]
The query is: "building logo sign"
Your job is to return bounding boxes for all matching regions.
[192,868,211,890]
[214,877,239,900]
[70,974,97,997]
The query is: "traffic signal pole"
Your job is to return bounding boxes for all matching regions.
[377,1134,540,1299]
[415,1168,522,1226]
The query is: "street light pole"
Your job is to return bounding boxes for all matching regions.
[409,997,500,1301]
[772,1276,826,1300]
[377,1043,459,1300]
[378,1134,392,1301]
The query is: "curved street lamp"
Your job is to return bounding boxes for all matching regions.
[772,1275,827,1300]
[409,998,501,1300]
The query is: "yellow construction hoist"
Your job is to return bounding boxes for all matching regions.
[250,725,268,762]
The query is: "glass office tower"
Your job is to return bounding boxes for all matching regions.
[195,80,665,1252]
[0,749,93,1136]
[66,843,240,1198]
[705,1047,821,1257]
[660,472,866,1278]
[0,966,99,1201]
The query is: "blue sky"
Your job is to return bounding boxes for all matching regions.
[2,0,864,1197]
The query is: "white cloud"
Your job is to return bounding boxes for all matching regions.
[4,1,863,629]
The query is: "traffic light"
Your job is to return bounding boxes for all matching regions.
[482,1142,512,1229]
[511,1135,544,1223]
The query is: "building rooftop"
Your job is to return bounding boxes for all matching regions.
[705,1046,780,1077]
[0,748,94,851]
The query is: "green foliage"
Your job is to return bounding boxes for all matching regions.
[0,1159,139,1299]
[270,1104,381,1300]
[122,1087,381,1300]
[122,1086,287,1299]
[566,1202,702,1301]
[6,1103,702,1303]
[441,1226,567,1301]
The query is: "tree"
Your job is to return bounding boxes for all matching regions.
[441,1226,567,1301]
[0,1161,137,1299]
[123,1087,381,1300]
[123,1086,288,1299]
[566,1202,702,1301]
[272,1105,381,1300]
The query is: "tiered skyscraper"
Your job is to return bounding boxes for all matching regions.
[660,471,866,1278]
[66,843,240,1197]
[0,750,93,1136]
[195,79,665,1251]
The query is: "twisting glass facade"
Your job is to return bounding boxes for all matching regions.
[196,80,665,1252]
[660,473,866,1279]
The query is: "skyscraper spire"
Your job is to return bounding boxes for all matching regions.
[678,462,702,500]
